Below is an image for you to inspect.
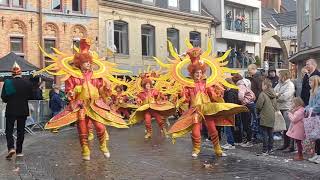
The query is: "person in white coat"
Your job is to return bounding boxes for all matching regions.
[274,70,295,152]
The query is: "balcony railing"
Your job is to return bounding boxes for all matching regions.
[225,18,259,34]
[225,52,256,69]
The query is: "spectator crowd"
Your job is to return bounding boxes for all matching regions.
[216,59,320,164]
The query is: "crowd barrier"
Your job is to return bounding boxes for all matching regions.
[0,100,52,136]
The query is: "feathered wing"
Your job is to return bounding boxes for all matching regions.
[34,46,131,84]
[154,39,239,90]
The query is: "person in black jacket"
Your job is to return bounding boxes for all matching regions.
[301,59,320,105]
[1,62,33,159]
[247,64,264,142]
[267,69,279,88]
[247,64,263,99]
[221,78,241,150]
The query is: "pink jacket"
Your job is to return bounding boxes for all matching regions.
[236,80,255,105]
[286,106,305,141]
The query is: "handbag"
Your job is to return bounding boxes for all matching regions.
[303,110,320,140]
[273,111,286,132]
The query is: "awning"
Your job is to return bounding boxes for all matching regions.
[0,52,53,80]
[0,52,39,72]
[289,46,320,63]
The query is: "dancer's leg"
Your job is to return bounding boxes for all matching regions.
[144,111,152,139]
[87,119,94,141]
[91,120,110,158]
[206,119,224,156]
[191,122,201,156]
[77,112,90,160]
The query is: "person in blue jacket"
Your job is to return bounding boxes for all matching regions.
[49,84,64,117]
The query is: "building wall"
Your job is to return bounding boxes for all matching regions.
[296,0,320,65]
[297,0,320,51]
[0,0,99,68]
[0,0,40,66]
[99,5,212,71]
[204,0,262,64]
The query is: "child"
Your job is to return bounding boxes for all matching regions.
[256,79,277,155]
[286,97,305,161]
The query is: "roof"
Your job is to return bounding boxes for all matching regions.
[0,52,39,72]
[261,8,279,29]
[289,46,320,63]
[281,0,296,12]
[105,0,217,22]
[272,10,296,25]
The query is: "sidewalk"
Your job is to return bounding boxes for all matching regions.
[0,126,319,179]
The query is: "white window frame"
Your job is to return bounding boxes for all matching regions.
[167,28,180,54]
[114,20,129,55]
[190,0,200,12]
[142,0,154,5]
[168,0,179,9]
[52,0,62,11]
[0,0,9,6]
[12,0,23,7]
[141,25,155,57]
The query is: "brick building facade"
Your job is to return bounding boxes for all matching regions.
[0,0,98,68]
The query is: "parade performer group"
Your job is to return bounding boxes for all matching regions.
[33,37,247,161]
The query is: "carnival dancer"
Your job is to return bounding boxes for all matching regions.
[36,38,128,161]
[111,85,137,119]
[128,75,176,139]
[155,40,247,158]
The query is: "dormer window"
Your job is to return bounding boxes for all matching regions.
[72,0,82,12]
[168,0,178,9]
[52,0,62,11]
[12,0,22,7]
[0,0,9,6]
[142,0,154,5]
[190,0,200,12]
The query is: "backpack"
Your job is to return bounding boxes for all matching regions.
[239,85,256,105]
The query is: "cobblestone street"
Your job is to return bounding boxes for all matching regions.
[0,123,319,180]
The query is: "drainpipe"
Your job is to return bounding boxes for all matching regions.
[39,0,44,68]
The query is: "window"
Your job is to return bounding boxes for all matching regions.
[141,25,155,56]
[44,39,56,54]
[0,0,9,6]
[12,0,22,7]
[167,28,179,53]
[189,31,201,47]
[303,0,310,27]
[72,39,80,53]
[224,4,258,34]
[52,0,62,11]
[142,0,154,4]
[190,0,200,12]
[10,37,23,53]
[114,21,129,55]
[168,0,178,8]
[44,39,56,66]
[72,0,81,12]
[73,39,80,48]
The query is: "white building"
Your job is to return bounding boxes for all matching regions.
[289,0,320,74]
[203,0,262,69]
